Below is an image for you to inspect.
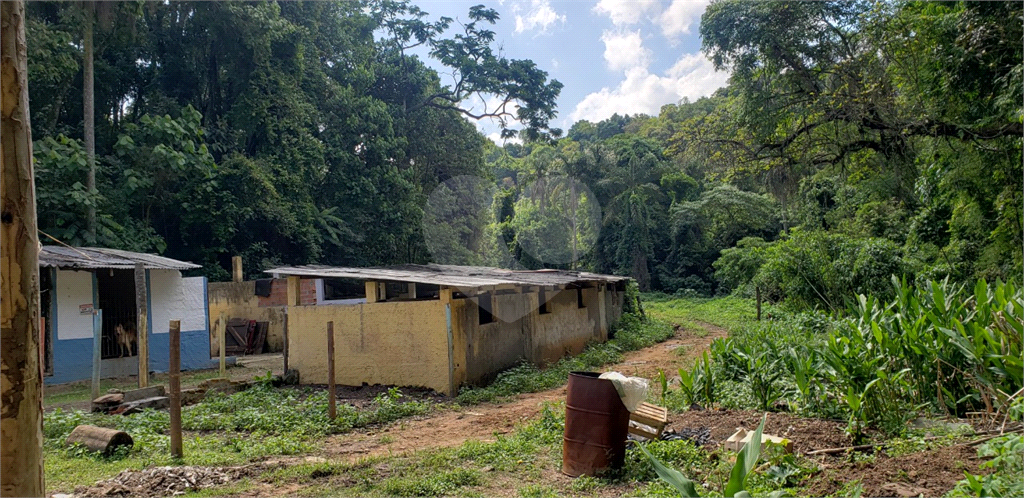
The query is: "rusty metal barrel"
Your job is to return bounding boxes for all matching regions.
[562,371,631,477]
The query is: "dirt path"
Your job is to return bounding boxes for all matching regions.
[320,322,727,463]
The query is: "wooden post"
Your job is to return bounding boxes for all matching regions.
[168,320,182,459]
[327,321,336,419]
[91,310,102,401]
[218,312,226,378]
[231,256,243,283]
[135,263,148,387]
[282,309,289,373]
[756,286,762,321]
[1,2,45,491]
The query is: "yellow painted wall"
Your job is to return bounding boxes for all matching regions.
[207,281,285,356]
[287,300,451,394]
[456,285,624,386]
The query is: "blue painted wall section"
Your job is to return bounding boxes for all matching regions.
[45,270,217,386]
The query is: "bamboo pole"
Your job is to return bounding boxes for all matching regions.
[135,263,148,387]
[327,321,336,419]
[1,2,45,492]
[168,320,182,459]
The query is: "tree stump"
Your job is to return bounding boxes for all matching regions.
[65,425,133,455]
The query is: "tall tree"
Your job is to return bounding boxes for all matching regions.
[1,0,45,493]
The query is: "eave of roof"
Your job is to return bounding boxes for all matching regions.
[264,264,629,289]
[39,246,201,271]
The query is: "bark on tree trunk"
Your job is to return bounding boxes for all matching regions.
[83,3,96,243]
[1,1,46,495]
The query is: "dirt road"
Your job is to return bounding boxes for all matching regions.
[321,322,727,462]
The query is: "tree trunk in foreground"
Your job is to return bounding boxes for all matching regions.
[1,0,46,495]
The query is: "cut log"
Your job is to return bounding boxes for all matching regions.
[66,425,133,455]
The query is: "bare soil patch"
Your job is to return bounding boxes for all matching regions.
[670,409,854,453]
[806,444,985,497]
[320,322,727,463]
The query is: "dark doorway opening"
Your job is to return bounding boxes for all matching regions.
[96,269,138,359]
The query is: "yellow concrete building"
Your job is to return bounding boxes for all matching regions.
[264,264,629,395]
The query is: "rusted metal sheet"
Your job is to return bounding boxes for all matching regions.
[264,263,630,290]
[562,371,631,477]
[38,246,200,270]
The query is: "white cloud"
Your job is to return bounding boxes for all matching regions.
[570,52,729,122]
[514,0,566,34]
[601,30,651,71]
[593,0,662,26]
[551,58,560,69]
[657,0,708,38]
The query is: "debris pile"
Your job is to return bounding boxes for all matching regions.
[74,464,266,497]
[661,427,712,446]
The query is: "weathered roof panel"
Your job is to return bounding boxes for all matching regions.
[39,246,201,271]
[264,264,629,289]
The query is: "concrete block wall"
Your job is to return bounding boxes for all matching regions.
[207,281,286,355]
[287,300,451,394]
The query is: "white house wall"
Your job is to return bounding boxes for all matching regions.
[55,269,94,340]
[47,268,213,385]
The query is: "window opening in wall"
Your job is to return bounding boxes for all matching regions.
[478,293,494,324]
[96,269,138,359]
[577,287,586,309]
[615,281,627,292]
[415,283,440,300]
[538,288,552,315]
[322,278,365,301]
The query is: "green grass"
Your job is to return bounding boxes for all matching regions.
[44,367,241,408]
[43,383,434,494]
[642,295,757,332]
[456,314,674,405]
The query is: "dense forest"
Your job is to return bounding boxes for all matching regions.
[29,1,1022,308]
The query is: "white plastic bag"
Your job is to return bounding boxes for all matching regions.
[598,371,648,412]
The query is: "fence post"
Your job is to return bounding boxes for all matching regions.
[135,263,148,387]
[218,312,226,378]
[327,321,336,419]
[92,309,102,401]
[756,286,762,321]
[168,320,182,458]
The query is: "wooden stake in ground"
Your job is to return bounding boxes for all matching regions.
[218,312,226,378]
[327,321,336,419]
[91,310,102,401]
[135,262,148,387]
[283,309,289,374]
[168,320,182,458]
[1,1,45,493]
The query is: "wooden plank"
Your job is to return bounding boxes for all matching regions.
[225,319,248,350]
[252,322,268,354]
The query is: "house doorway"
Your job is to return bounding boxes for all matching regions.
[96,269,138,359]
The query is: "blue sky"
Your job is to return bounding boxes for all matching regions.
[409,0,731,142]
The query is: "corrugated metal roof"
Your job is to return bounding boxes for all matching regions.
[264,263,630,289]
[39,246,201,271]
